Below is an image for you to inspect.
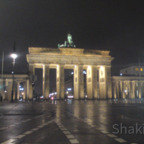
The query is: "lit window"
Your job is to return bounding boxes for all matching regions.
[135,68,139,71]
[140,68,143,71]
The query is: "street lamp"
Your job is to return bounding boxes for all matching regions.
[10,52,18,102]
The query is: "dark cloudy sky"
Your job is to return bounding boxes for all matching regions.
[0,0,144,75]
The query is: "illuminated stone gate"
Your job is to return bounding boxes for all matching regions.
[26,47,113,100]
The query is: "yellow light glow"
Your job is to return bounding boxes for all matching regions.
[135,68,139,71]
[140,68,143,71]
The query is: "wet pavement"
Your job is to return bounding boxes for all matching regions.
[0,100,144,144]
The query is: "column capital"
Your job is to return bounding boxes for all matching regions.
[56,64,64,68]
[29,63,34,66]
[43,64,50,67]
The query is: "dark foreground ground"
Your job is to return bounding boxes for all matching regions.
[0,99,144,144]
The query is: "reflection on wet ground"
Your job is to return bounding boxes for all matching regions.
[0,99,144,144]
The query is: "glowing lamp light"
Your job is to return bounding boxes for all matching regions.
[124,90,127,93]
[83,70,86,74]
[67,88,72,91]
[120,73,123,76]
[19,88,24,91]
[71,72,74,75]
[10,53,18,60]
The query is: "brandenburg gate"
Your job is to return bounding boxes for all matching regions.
[26,34,113,100]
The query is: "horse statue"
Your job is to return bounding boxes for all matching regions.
[58,34,76,48]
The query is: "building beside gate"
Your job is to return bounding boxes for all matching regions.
[112,64,144,99]
[112,76,144,99]
[0,74,29,101]
[120,63,144,76]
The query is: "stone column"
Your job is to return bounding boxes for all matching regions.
[128,81,131,99]
[23,81,27,100]
[106,66,112,99]
[74,65,84,99]
[7,80,12,101]
[129,81,133,99]
[56,65,64,99]
[4,79,8,101]
[26,80,30,100]
[122,81,126,99]
[116,81,120,99]
[135,81,138,98]
[131,81,136,99]
[86,65,94,99]
[113,81,117,99]
[79,66,84,99]
[14,81,16,101]
[119,81,122,99]
[99,66,106,99]
[97,69,100,99]
[43,65,50,99]
[93,66,98,99]
[29,64,35,100]
[141,82,144,98]
[17,82,20,100]
[138,81,142,99]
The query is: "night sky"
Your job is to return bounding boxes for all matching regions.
[0,0,144,75]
